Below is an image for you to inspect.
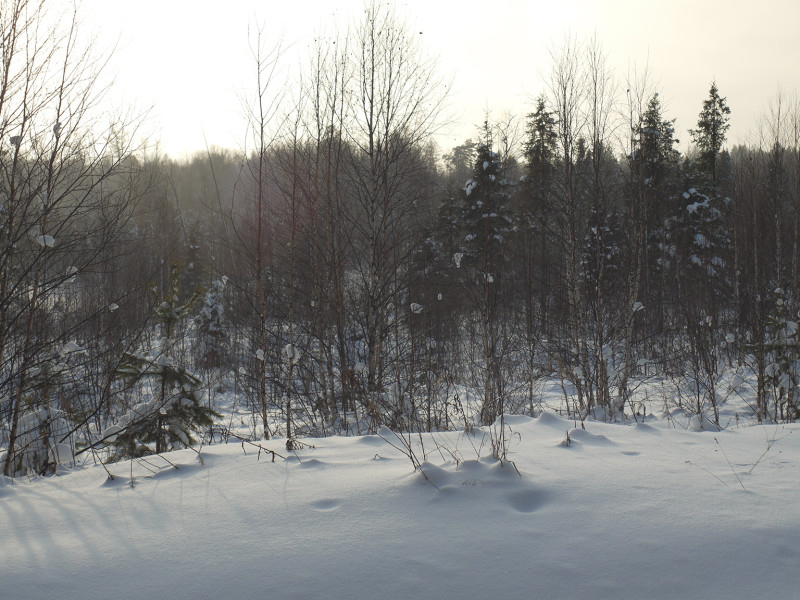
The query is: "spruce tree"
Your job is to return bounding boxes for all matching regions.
[518,96,558,367]
[460,136,515,279]
[104,265,219,460]
[195,276,229,372]
[636,93,680,187]
[689,81,731,188]
[458,126,516,425]
[523,96,558,199]
[633,94,681,334]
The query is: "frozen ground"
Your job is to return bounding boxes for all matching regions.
[1,405,798,600]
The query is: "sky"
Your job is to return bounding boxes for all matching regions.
[79,0,800,159]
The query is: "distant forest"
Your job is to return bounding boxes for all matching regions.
[2,0,800,476]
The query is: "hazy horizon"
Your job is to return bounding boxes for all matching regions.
[81,0,800,158]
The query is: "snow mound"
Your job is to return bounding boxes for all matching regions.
[568,428,616,446]
[632,422,660,435]
[536,410,567,428]
[500,414,536,426]
[418,458,549,514]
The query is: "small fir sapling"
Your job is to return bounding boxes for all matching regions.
[195,276,229,372]
[104,265,219,460]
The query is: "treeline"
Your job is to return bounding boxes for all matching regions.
[2,0,799,476]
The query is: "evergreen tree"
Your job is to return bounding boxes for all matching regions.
[458,127,516,425]
[459,133,516,279]
[104,265,218,460]
[517,96,558,375]
[524,97,558,183]
[521,96,558,318]
[676,83,734,336]
[636,93,680,187]
[690,81,731,188]
[195,276,229,371]
[2,348,77,476]
[631,93,681,342]
[442,138,477,191]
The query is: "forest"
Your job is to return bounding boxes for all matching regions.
[2,0,800,478]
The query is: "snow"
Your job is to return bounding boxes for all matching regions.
[1,408,798,599]
[684,189,713,216]
[36,234,55,248]
[282,343,301,365]
[60,341,85,355]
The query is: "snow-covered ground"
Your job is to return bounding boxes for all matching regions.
[2,407,798,600]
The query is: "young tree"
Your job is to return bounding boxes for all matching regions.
[1,1,140,476]
[195,276,229,372]
[518,96,557,404]
[620,91,680,393]
[341,1,447,428]
[105,265,218,459]
[547,35,588,415]
[224,27,284,440]
[460,131,516,425]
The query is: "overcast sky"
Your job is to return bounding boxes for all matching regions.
[82,0,800,158]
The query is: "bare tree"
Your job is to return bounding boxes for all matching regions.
[1,0,141,475]
[547,34,587,416]
[340,1,447,429]
[224,27,284,440]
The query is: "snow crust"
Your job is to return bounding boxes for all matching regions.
[1,412,798,599]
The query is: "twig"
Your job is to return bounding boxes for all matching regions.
[223,430,286,461]
[748,427,790,474]
[714,437,746,490]
[91,447,115,481]
[685,460,728,487]
[377,429,439,490]
[148,453,179,470]
[186,445,205,465]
